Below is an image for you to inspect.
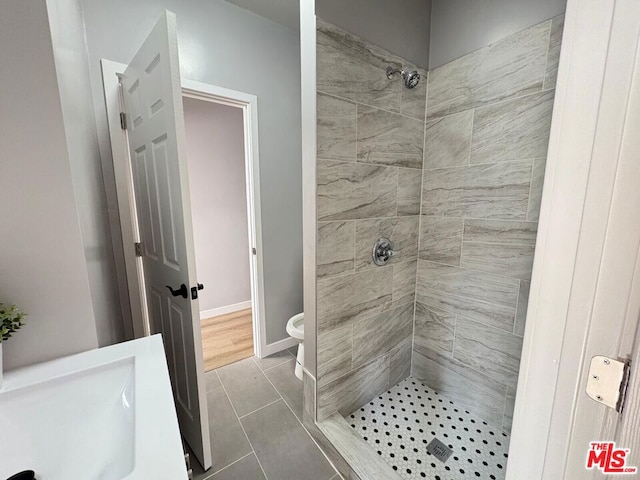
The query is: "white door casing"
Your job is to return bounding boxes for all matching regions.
[120,11,211,469]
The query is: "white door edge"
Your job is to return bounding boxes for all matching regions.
[101,62,268,359]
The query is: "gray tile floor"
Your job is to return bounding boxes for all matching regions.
[189,350,340,480]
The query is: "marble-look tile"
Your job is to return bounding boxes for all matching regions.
[424,110,474,169]
[216,357,280,417]
[413,302,456,356]
[264,358,304,421]
[527,158,547,221]
[318,160,397,221]
[427,20,550,118]
[470,90,555,165]
[317,221,355,278]
[352,302,414,368]
[389,339,412,387]
[354,216,419,271]
[356,106,424,169]
[317,20,402,112]
[461,242,536,280]
[454,318,524,388]
[318,323,353,387]
[514,280,530,337]
[317,267,393,331]
[421,160,533,219]
[253,350,293,371]
[543,15,565,91]
[416,260,520,332]
[463,219,538,246]
[392,260,417,305]
[412,344,507,427]
[503,388,517,432]
[397,167,422,216]
[418,216,463,265]
[241,400,336,480]
[317,93,357,162]
[210,454,266,480]
[317,354,389,420]
[400,67,428,120]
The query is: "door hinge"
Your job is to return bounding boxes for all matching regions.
[120,112,127,130]
[586,356,631,413]
[134,242,143,257]
[252,247,257,255]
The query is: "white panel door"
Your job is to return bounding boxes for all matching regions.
[121,11,211,470]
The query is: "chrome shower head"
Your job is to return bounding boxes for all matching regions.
[386,66,421,89]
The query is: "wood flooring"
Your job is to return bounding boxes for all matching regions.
[201,308,254,371]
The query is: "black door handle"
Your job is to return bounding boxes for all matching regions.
[166,283,188,299]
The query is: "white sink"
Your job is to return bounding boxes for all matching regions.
[0,335,187,480]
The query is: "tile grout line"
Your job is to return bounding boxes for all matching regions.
[541,18,554,90]
[201,452,254,480]
[318,89,426,123]
[237,397,283,420]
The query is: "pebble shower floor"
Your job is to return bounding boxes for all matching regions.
[348,377,510,480]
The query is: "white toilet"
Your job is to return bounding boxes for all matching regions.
[286,312,304,380]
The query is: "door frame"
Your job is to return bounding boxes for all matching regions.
[101,59,268,359]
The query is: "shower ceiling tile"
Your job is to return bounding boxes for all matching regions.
[543,15,566,91]
[427,20,550,119]
[317,221,355,278]
[413,302,456,356]
[317,267,393,331]
[424,110,474,169]
[418,216,463,266]
[392,260,417,306]
[396,168,422,216]
[317,92,357,162]
[357,106,424,169]
[354,216,419,271]
[421,160,532,220]
[317,160,397,221]
[470,90,555,165]
[453,318,523,388]
[416,260,519,332]
[352,302,414,369]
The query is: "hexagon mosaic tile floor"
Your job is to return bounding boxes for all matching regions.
[348,377,510,480]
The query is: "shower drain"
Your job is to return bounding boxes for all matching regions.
[426,438,453,463]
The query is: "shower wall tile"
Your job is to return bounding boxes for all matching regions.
[317,323,353,387]
[389,339,413,386]
[317,267,393,331]
[470,90,555,165]
[461,242,535,280]
[317,93,357,162]
[412,345,507,427]
[352,302,414,368]
[400,67,428,120]
[426,20,550,119]
[355,216,419,271]
[396,168,422,216]
[421,160,533,219]
[463,219,538,246]
[424,110,474,169]
[392,260,417,305]
[527,158,547,221]
[453,318,524,388]
[544,15,565,91]
[413,302,455,356]
[357,106,424,169]
[514,280,530,337]
[503,388,517,431]
[416,260,519,332]
[317,354,390,421]
[317,160,397,221]
[317,221,355,278]
[418,216,463,266]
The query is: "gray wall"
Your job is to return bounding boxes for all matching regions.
[429,0,566,68]
[0,0,98,370]
[80,0,303,345]
[413,15,564,432]
[314,20,426,421]
[316,0,431,68]
[183,98,251,314]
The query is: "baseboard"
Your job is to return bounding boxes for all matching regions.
[261,336,298,357]
[200,300,252,320]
